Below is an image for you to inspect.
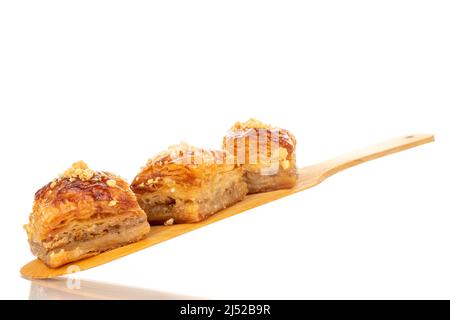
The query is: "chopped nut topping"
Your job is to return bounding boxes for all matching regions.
[108,200,117,206]
[232,118,271,130]
[62,161,95,181]
[164,218,175,226]
[50,181,57,188]
[106,179,116,187]
[147,143,228,167]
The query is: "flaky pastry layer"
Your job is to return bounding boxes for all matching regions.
[131,144,248,224]
[24,161,150,268]
[30,221,149,268]
[223,118,298,193]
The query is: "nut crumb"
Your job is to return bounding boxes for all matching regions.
[164,218,174,226]
[280,160,290,170]
[50,181,57,188]
[106,179,116,187]
[108,200,117,206]
[146,177,161,185]
[279,147,288,161]
[170,187,176,193]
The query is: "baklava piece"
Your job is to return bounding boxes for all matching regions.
[223,118,297,193]
[131,143,248,224]
[24,161,150,268]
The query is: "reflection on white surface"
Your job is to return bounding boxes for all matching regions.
[29,278,202,300]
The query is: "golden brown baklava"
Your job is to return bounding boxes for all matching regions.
[223,118,297,193]
[24,161,150,268]
[131,143,248,224]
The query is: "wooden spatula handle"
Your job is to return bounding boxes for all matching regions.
[314,134,435,182]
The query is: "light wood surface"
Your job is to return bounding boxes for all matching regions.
[20,134,434,279]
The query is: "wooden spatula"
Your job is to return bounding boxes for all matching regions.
[21,134,434,279]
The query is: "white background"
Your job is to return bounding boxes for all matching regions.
[0,1,449,299]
